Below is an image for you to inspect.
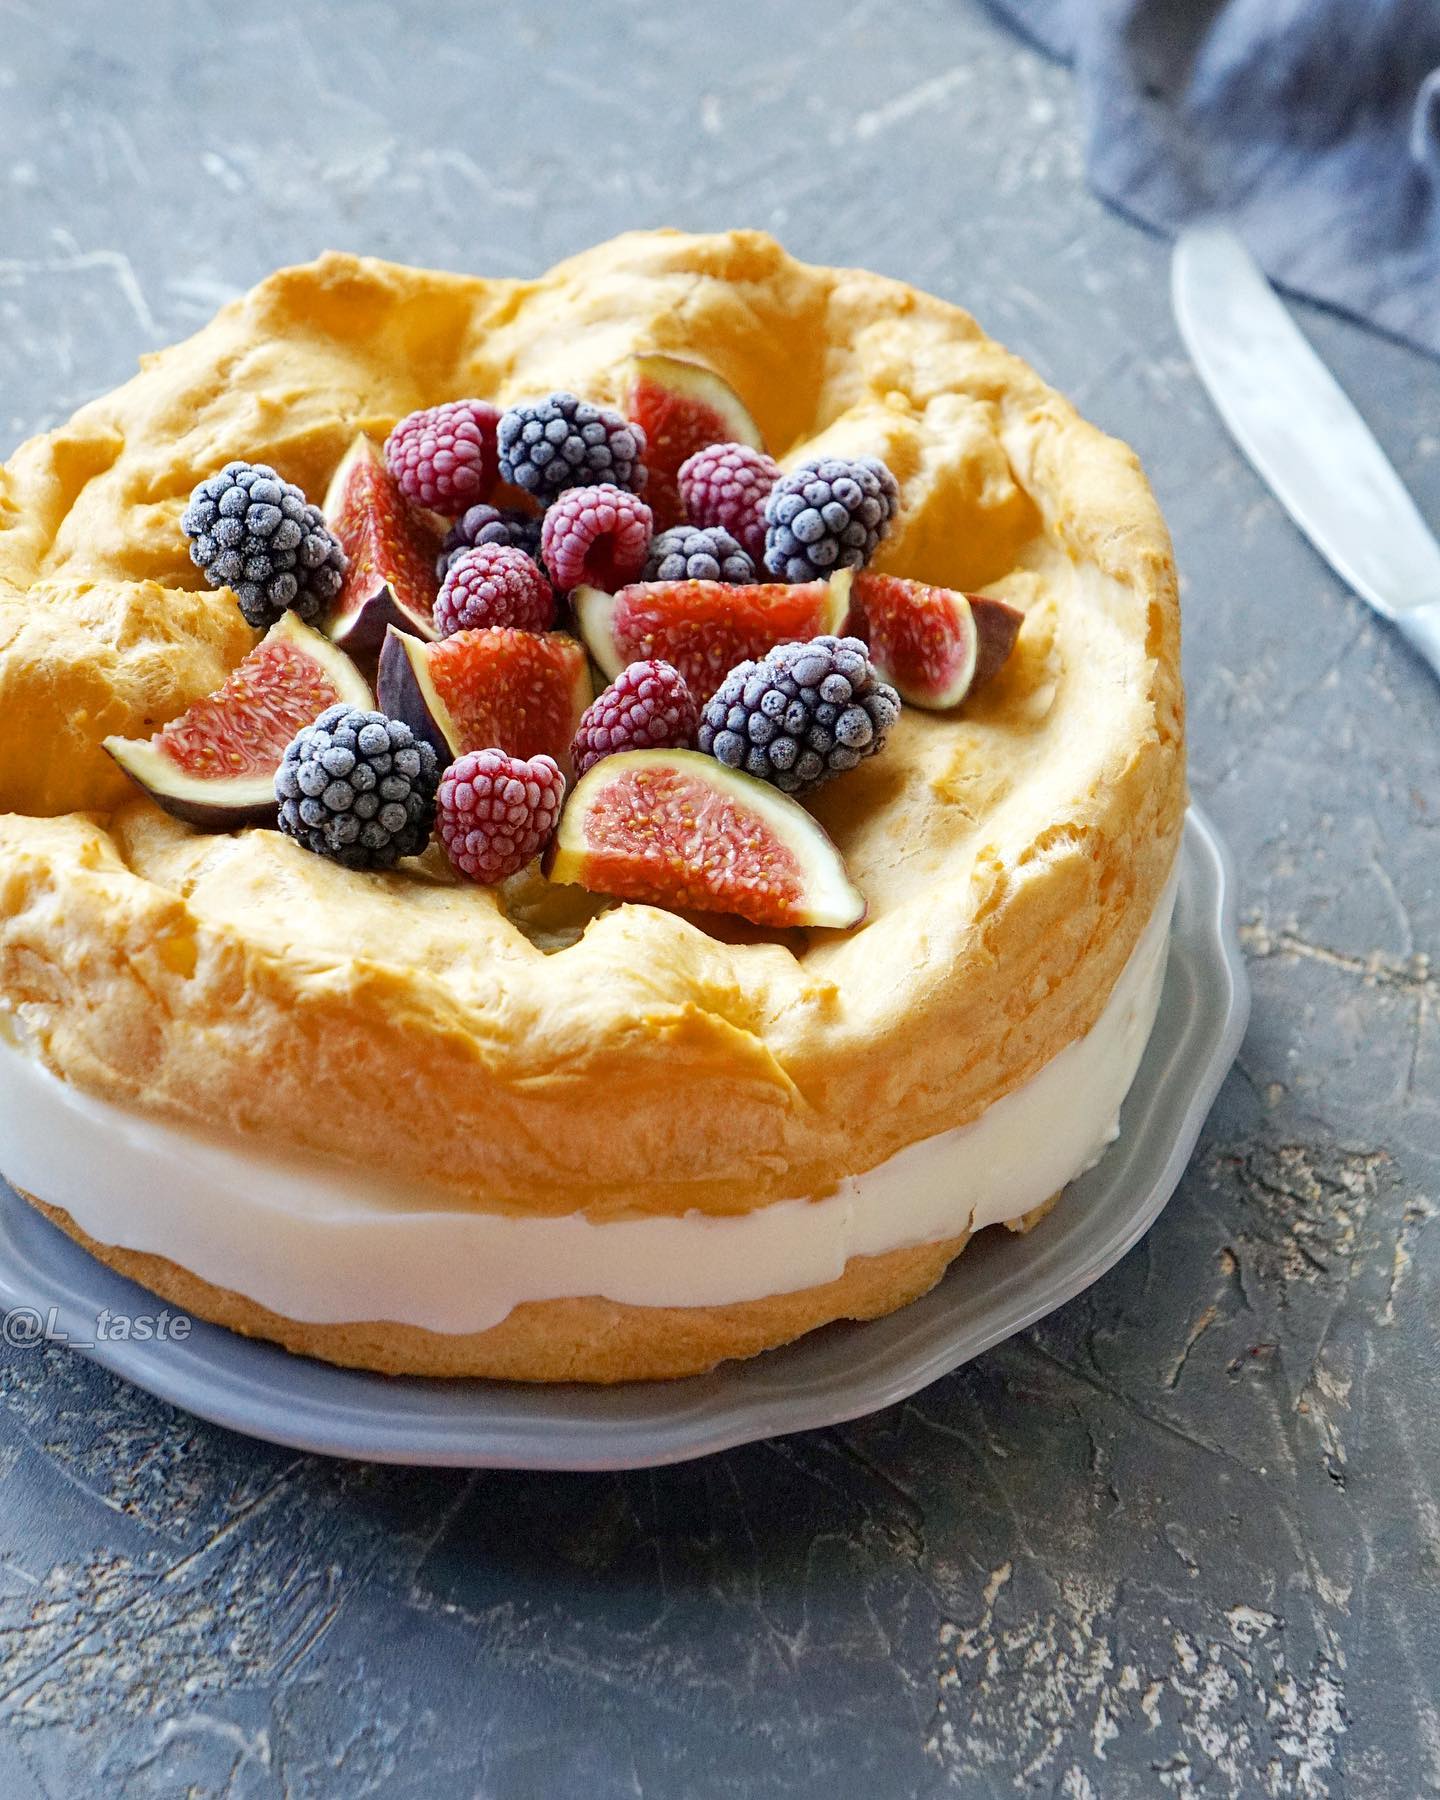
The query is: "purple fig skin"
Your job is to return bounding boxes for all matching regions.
[137,784,279,831]
[101,735,285,829]
[968,594,1024,687]
[327,579,438,660]
[376,627,461,763]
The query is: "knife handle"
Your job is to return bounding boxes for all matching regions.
[1394,602,1440,686]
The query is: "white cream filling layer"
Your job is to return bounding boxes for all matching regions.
[0,878,1175,1335]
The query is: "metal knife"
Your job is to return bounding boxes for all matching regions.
[1172,221,1440,682]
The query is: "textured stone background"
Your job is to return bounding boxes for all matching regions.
[2,1,1438,1794]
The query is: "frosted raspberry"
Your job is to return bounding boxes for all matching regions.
[434,544,555,637]
[570,659,698,778]
[438,748,566,884]
[539,483,653,592]
[385,400,501,517]
[678,441,782,563]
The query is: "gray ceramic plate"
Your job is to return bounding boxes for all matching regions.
[0,807,1247,1470]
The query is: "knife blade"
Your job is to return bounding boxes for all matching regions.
[1172,221,1440,681]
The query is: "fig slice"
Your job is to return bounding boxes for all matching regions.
[967,592,1026,686]
[545,749,865,930]
[575,572,850,706]
[322,433,441,656]
[620,352,764,532]
[103,612,372,829]
[378,625,591,773]
[847,573,1022,710]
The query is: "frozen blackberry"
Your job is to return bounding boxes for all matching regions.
[762,456,900,583]
[643,525,755,585]
[182,461,347,628]
[698,635,900,794]
[275,704,439,869]
[497,392,647,498]
[437,504,543,579]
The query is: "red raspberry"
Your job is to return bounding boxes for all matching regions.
[678,441,782,563]
[385,400,501,516]
[570,660,698,778]
[438,748,566,884]
[433,544,555,637]
[540,483,653,592]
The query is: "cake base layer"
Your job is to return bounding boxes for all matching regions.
[23,1192,990,1383]
[0,879,1170,1379]
[0,877,1170,1380]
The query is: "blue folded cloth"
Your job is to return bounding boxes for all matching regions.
[985,0,1440,356]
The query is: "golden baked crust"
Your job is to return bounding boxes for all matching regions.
[0,231,1184,1376]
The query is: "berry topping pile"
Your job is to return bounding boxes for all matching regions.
[678,441,781,563]
[183,462,347,629]
[438,748,566,884]
[763,456,900,583]
[151,353,1027,927]
[644,525,755,585]
[540,484,654,592]
[437,504,543,579]
[434,545,555,637]
[385,400,500,516]
[275,704,439,868]
[498,393,647,498]
[698,635,901,795]
[571,660,698,779]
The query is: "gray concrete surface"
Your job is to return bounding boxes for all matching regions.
[2,1,1437,1793]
